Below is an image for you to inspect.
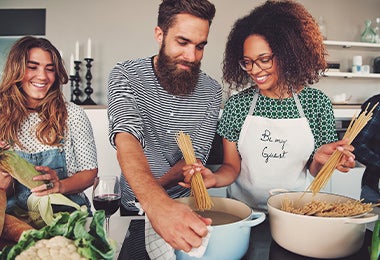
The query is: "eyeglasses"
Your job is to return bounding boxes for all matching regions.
[238,54,275,71]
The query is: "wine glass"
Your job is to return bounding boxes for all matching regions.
[92,175,121,235]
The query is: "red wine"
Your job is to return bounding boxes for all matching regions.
[93,194,121,216]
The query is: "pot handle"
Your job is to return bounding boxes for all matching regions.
[344,213,378,224]
[269,188,289,196]
[240,211,266,228]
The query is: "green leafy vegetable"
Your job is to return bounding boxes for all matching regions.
[0,210,115,260]
[370,220,380,260]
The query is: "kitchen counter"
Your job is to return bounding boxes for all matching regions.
[245,219,372,260]
[1,213,374,259]
[112,214,375,260]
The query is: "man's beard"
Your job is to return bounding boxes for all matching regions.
[155,46,201,96]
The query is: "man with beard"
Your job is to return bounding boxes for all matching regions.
[107,0,221,258]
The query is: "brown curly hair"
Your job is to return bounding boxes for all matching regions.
[0,36,68,147]
[223,0,327,93]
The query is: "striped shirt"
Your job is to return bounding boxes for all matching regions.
[107,56,222,210]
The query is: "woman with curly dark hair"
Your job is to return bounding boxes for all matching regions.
[183,0,355,211]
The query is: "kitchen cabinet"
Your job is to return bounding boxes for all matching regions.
[83,106,120,175]
[321,165,365,200]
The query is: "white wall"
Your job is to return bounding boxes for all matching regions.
[84,107,120,175]
[1,0,379,105]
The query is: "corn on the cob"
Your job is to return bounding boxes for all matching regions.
[0,149,84,226]
[0,150,45,189]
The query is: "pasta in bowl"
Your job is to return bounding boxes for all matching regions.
[267,191,378,258]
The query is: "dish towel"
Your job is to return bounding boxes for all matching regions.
[145,215,212,259]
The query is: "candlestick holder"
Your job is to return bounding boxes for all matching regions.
[82,58,96,105]
[69,75,76,102]
[73,61,82,105]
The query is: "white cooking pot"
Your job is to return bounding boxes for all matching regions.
[267,191,378,258]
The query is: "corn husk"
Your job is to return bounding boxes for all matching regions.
[0,150,84,226]
[0,150,45,189]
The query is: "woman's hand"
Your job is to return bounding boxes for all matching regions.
[0,141,14,191]
[0,141,11,150]
[312,139,355,174]
[0,172,13,190]
[30,166,61,195]
[178,161,217,189]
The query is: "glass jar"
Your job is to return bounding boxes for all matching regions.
[374,18,380,44]
[361,19,376,43]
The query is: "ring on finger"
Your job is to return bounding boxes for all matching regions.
[46,182,54,190]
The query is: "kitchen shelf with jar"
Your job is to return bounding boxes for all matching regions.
[322,40,380,78]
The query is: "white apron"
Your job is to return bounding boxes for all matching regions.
[227,88,315,211]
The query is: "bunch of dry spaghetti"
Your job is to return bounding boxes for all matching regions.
[175,131,213,211]
[307,102,379,195]
[281,197,374,217]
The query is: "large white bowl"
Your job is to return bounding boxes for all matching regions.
[267,191,378,258]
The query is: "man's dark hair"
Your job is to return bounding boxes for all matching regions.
[158,0,216,34]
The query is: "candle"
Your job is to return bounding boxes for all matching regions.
[70,54,75,75]
[75,41,79,60]
[87,38,92,58]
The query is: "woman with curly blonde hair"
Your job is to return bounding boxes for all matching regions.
[0,36,97,218]
[183,0,355,211]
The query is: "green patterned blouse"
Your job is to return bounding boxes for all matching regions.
[217,86,337,152]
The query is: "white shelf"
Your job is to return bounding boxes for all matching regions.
[324,40,380,49]
[322,71,380,78]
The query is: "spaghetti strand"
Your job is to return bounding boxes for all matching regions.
[307,102,379,195]
[175,131,213,211]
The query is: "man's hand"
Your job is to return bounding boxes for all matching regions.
[147,198,211,252]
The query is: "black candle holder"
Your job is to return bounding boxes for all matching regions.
[82,58,96,105]
[69,75,76,102]
[73,61,82,105]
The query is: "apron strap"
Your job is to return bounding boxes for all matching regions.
[293,90,306,118]
[248,87,306,118]
[248,88,260,116]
